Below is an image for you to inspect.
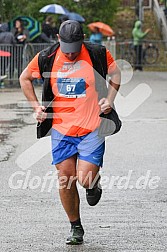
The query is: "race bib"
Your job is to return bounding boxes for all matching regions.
[57,78,86,98]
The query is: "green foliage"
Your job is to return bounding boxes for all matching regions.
[1,0,119,35]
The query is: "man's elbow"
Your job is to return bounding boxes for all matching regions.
[19,68,31,87]
[19,72,24,85]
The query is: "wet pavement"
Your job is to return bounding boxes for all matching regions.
[0,91,33,162]
[0,72,167,251]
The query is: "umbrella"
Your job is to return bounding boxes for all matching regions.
[9,16,41,41]
[0,50,11,57]
[39,4,69,15]
[88,22,114,36]
[60,12,85,23]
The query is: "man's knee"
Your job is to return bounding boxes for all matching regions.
[77,170,100,189]
[56,168,77,189]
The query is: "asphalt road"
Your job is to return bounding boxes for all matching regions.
[0,72,167,252]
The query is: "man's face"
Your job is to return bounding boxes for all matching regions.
[57,35,82,61]
[63,52,80,61]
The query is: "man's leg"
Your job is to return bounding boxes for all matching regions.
[77,160,100,188]
[77,160,102,206]
[76,130,105,205]
[55,155,84,245]
[55,155,79,221]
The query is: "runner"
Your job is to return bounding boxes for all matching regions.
[19,20,121,245]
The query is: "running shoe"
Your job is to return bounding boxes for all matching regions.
[86,182,102,206]
[66,225,84,245]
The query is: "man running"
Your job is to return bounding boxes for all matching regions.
[20,20,121,245]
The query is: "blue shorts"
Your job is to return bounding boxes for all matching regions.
[51,128,105,167]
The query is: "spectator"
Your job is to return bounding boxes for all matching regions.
[132,20,150,71]
[42,16,58,40]
[0,23,16,78]
[0,23,15,44]
[11,18,29,77]
[11,18,29,44]
[89,27,102,45]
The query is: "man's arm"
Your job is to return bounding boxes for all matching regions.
[19,68,47,123]
[99,65,121,114]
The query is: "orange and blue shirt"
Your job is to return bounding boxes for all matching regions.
[27,44,117,137]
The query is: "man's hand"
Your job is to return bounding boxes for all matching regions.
[98,98,112,114]
[34,106,47,123]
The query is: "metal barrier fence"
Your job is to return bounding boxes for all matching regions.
[0,43,51,82]
[103,38,116,59]
[0,40,167,85]
[116,39,167,70]
[0,41,116,83]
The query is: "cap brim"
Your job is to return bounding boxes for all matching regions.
[60,40,83,53]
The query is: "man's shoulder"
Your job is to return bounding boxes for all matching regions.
[84,41,106,53]
[39,42,60,58]
[38,42,60,75]
[84,41,105,48]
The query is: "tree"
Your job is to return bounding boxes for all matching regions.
[1,0,119,35]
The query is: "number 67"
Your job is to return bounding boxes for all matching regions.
[66,85,75,92]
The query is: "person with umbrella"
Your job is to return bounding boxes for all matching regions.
[11,18,29,44]
[42,16,58,40]
[89,27,103,45]
[11,18,29,77]
[88,21,114,37]
[19,20,121,245]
